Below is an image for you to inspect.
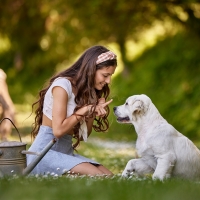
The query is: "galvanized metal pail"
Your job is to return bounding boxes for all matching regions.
[0,141,27,176]
[0,118,56,177]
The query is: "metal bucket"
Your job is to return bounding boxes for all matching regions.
[0,118,56,177]
[0,141,27,176]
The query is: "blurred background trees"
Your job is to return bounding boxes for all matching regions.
[0,0,200,141]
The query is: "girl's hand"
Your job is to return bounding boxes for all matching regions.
[95,98,113,117]
[75,98,113,118]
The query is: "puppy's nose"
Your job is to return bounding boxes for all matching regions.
[113,107,117,112]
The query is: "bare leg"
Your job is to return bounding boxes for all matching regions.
[70,162,113,176]
[97,165,113,175]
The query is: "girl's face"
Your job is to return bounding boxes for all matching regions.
[94,66,116,90]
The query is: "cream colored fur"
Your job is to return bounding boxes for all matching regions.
[114,94,200,180]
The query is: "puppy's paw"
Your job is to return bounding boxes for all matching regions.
[121,170,130,178]
[122,168,136,178]
[152,174,162,181]
[152,173,170,181]
[122,159,137,178]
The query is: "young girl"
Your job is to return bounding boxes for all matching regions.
[27,45,117,176]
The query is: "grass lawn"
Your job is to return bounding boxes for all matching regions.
[1,139,200,200]
[1,174,200,200]
[1,106,200,200]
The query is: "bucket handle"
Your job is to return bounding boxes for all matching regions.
[0,117,22,142]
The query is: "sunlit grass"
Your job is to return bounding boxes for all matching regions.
[2,105,200,200]
[1,174,200,200]
[77,140,136,174]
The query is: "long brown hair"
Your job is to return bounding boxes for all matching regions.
[31,45,117,148]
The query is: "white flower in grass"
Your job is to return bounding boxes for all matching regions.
[51,172,55,176]
[62,169,67,174]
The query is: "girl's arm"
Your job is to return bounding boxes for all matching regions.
[52,86,112,139]
[52,86,87,138]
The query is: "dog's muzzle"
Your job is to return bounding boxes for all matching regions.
[113,107,130,123]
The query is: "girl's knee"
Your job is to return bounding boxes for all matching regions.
[70,162,106,176]
[97,165,113,175]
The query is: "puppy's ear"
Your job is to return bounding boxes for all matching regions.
[131,100,144,121]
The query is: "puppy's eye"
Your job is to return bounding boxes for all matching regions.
[125,102,128,106]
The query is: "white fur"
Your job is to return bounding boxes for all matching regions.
[114,94,200,180]
[79,121,88,142]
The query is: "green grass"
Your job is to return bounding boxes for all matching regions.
[1,175,200,200]
[76,140,136,174]
[1,98,200,200]
[1,139,200,200]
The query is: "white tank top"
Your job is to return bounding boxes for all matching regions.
[43,77,88,141]
[43,77,76,120]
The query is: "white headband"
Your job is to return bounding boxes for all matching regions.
[96,51,117,65]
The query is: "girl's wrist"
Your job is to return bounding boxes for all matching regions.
[73,113,84,122]
[87,105,92,115]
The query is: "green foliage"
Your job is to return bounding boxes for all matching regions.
[108,32,200,141]
[0,0,200,140]
[1,0,200,91]
[2,32,200,143]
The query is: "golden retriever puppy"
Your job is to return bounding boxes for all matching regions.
[114,94,200,180]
